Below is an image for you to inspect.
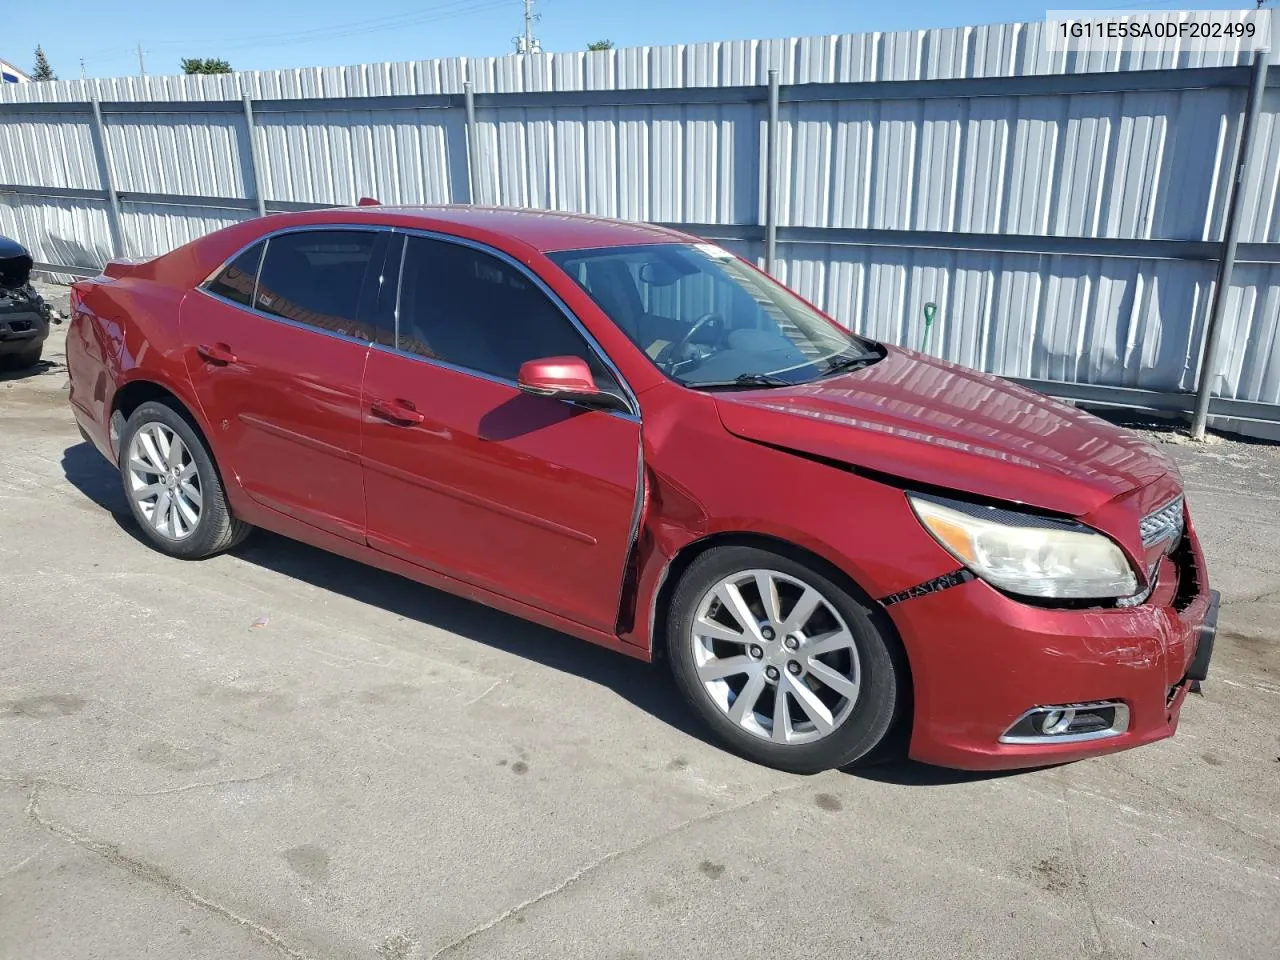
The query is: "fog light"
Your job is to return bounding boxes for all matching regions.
[1000,701,1129,745]
[1040,709,1071,735]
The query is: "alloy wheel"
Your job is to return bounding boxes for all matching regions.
[689,568,861,745]
[126,422,203,540]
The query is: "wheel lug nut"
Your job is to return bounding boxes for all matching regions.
[787,661,802,676]
[761,626,775,641]
[765,666,780,682]
[783,636,798,650]
[748,645,764,660]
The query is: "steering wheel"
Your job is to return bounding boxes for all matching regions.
[655,312,725,369]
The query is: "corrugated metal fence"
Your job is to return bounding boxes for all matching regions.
[2,21,1278,428]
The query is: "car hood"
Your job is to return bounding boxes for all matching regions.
[712,347,1176,517]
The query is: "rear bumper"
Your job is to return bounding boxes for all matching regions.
[890,522,1214,771]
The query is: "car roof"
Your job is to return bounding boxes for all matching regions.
[349,205,692,253]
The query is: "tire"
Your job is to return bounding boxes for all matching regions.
[118,400,251,559]
[0,343,41,370]
[17,343,43,368]
[667,545,903,774]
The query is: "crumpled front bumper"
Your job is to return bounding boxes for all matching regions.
[0,287,50,354]
[888,520,1215,771]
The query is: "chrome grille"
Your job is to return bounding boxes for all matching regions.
[1140,495,1185,548]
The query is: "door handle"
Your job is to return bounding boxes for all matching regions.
[370,397,426,426]
[196,342,238,365]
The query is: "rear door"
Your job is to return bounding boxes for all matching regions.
[183,228,389,541]
[360,233,641,632]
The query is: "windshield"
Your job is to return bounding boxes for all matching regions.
[548,243,879,388]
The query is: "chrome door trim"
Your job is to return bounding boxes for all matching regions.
[195,286,378,349]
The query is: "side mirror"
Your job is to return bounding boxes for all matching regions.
[516,356,631,413]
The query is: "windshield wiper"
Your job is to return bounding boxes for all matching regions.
[686,372,795,391]
[822,351,879,376]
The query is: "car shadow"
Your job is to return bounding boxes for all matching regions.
[63,440,130,514]
[851,756,1026,786]
[0,357,58,382]
[60,441,717,748]
[62,438,1024,788]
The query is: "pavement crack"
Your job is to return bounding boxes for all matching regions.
[1227,587,1280,607]
[1112,767,1280,855]
[1,841,50,879]
[465,680,505,706]
[24,782,315,960]
[0,768,282,798]
[427,780,808,960]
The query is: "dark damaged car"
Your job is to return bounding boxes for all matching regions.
[0,236,54,370]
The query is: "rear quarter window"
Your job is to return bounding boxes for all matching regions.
[205,241,265,306]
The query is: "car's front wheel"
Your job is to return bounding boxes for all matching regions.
[667,546,904,773]
[119,400,250,558]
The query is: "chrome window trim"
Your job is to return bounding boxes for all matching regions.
[196,223,392,345]
[391,232,408,347]
[248,238,266,308]
[197,223,393,290]
[366,341,640,424]
[196,233,268,308]
[195,221,641,421]
[196,286,378,348]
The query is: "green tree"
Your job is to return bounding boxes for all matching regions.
[586,40,614,51]
[180,57,233,75]
[31,45,57,81]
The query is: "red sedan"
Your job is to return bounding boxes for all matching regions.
[65,207,1218,773]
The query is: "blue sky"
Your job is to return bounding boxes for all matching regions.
[7,0,1267,79]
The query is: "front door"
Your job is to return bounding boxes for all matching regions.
[360,234,641,632]
[182,228,388,541]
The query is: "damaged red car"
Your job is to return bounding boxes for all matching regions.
[66,207,1219,772]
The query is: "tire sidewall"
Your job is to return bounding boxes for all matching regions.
[667,545,901,774]
[119,401,228,559]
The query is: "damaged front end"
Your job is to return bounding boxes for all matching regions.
[0,236,53,369]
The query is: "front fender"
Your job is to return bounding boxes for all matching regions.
[616,386,957,655]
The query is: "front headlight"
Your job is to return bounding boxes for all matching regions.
[908,494,1137,600]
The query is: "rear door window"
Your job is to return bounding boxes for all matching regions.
[253,230,386,341]
[205,240,265,307]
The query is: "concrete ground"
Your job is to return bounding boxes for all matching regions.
[2,292,1278,960]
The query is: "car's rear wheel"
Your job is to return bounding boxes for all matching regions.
[119,400,250,558]
[667,546,903,773]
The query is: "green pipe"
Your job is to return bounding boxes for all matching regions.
[920,301,937,352]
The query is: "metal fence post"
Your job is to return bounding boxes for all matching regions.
[765,68,780,275]
[241,95,268,217]
[464,80,479,205]
[1190,48,1269,440]
[88,96,124,257]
